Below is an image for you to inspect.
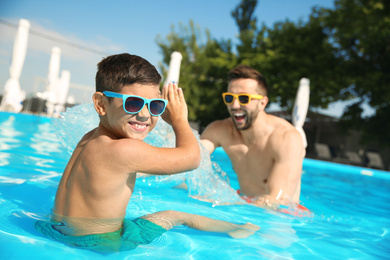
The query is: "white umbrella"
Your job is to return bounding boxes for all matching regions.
[0,19,30,112]
[43,47,61,117]
[292,78,310,147]
[164,51,183,86]
[53,70,71,117]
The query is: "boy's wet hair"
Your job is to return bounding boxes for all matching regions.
[228,65,268,96]
[95,53,162,93]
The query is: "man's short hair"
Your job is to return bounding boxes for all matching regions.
[228,65,268,95]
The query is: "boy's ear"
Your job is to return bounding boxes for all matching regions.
[93,92,106,116]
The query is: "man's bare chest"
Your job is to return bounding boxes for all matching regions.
[224,144,273,179]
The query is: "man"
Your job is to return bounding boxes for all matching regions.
[200,65,306,208]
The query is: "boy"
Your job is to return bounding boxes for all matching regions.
[35,54,259,252]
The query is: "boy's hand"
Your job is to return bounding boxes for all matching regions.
[161,82,188,126]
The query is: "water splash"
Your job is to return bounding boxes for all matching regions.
[51,104,99,154]
[51,104,242,205]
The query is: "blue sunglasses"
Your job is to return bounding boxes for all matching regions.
[103,91,167,116]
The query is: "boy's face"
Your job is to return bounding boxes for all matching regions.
[105,84,161,141]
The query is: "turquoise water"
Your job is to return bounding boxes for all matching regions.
[0,110,389,259]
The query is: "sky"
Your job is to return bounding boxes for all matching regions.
[1,0,369,117]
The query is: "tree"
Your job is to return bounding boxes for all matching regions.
[322,0,390,146]
[231,0,257,32]
[256,16,350,109]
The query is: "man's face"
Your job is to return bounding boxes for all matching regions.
[226,78,264,130]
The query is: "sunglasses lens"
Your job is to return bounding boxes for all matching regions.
[238,95,250,104]
[149,100,166,115]
[224,94,234,104]
[125,96,144,113]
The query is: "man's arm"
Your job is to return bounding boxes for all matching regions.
[199,120,225,155]
[255,128,305,206]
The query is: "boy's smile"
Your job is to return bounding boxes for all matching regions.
[128,122,148,131]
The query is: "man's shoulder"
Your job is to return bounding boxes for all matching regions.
[267,115,302,142]
[210,117,233,126]
[267,114,295,131]
[200,118,235,145]
[202,118,233,133]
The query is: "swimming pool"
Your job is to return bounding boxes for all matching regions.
[0,108,389,259]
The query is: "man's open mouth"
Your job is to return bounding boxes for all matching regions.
[233,111,247,122]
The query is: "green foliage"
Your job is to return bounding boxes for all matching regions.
[323,0,390,144]
[257,16,350,110]
[324,0,390,107]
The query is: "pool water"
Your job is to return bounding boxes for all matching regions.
[0,109,389,259]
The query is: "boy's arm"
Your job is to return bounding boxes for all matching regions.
[161,82,201,170]
[110,83,200,175]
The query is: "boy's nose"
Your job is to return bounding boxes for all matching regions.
[137,105,150,118]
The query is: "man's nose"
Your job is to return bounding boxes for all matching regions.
[231,97,241,109]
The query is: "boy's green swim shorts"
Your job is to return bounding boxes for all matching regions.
[35,217,167,253]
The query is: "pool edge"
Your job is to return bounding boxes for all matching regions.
[303,158,390,180]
